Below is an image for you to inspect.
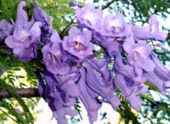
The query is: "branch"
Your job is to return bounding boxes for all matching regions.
[60,19,74,37]
[167,32,170,40]
[102,0,116,10]
[0,88,40,99]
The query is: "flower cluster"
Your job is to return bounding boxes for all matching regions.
[0,1,170,124]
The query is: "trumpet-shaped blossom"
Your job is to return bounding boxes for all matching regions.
[99,14,126,38]
[78,67,102,123]
[152,54,170,81]
[62,27,93,60]
[5,1,41,61]
[33,2,53,44]
[84,59,120,107]
[75,4,102,30]
[132,15,168,41]
[42,31,71,75]
[0,20,13,42]
[38,70,79,124]
[127,42,155,72]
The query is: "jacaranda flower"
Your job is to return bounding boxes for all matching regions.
[0,20,13,42]
[133,15,168,41]
[5,1,41,61]
[84,58,120,108]
[78,67,101,123]
[75,4,102,30]
[33,2,53,44]
[38,70,78,124]
[62,27,93,60]
[99,14,126,38]
[127,42,155,72]
[42,31,71,75]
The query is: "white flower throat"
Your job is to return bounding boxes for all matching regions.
[109,18,123,33]
[83,12,96,25]
[19,30,30,42]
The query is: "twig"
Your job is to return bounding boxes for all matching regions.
[102,0,116,10]
[60,18,74,37]
[167,32,170,40]
[0,88,40,99]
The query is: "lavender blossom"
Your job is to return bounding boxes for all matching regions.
[5,1,41,61]
[127,42,155,72]
[133,15,167,41]
[99,14,126,38]
[58,58,120,123]
[0,20,13,42]
[84,58,121,108]
[42,31,71,75]
[127,93,142,111]
[153,56,170,81]
[33,2,53,44]
[38,71,78,124]
[75,4,102,30]
[149,53,170,91]
[78,67,101,123]
[113,51,149,109]
[62,27,93,60]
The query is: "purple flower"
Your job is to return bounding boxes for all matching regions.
[115,73,146,110]
[127,94,142,111]
[100,38,121,56]
[65,57,121,123]
[0,20,13,42]
[114,52,135,78]
[144,71,165,92]
[38,71,78,124]
[115,73,132,96]
[33,2,53,44]
[149,53,170,92]
[5,1,41,61]
[153,56,170,81]
[83,58,121,108]
[93,15,131,56]
[132,15,167,41]
[56,72,80,98]
[75,4,102,30]
[126,42,155,72]
[62,27,93,60]
[113,51,149,110]
[99,14,126,38]
[78,67,101,123]
[42,31,71,75]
